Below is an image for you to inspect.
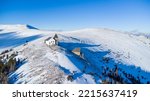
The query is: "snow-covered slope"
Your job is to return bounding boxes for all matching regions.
[0,24,57,52]
[64,28,150,71]
[0,24,38,30]
[0,25,150,84]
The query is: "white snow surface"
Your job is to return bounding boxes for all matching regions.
[0,25,150,84]
[64,28,150,71]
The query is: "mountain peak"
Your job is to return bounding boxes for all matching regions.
[25,24,38,29]
[0,24,38,30]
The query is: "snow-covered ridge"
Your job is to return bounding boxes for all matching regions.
[0,24,57,53]
[0,24,150,84]
[0,24,38,30]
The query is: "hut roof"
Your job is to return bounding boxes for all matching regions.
[72,48,80,52]
[45,37,52,41]
[54,34,58,39]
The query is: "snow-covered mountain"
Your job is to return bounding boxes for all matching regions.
[0,24,38,30]
[0,24,150,84]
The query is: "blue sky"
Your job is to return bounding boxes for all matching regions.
[0,0,150,32]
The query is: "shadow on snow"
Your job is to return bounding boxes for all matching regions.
[0,32,42,49]
[59,41,150,84]
[8,59,27,84]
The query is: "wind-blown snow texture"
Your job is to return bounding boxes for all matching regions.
[0,25,150,84]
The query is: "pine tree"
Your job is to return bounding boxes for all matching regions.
[0,59,4,73]
[7,58,16,72]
